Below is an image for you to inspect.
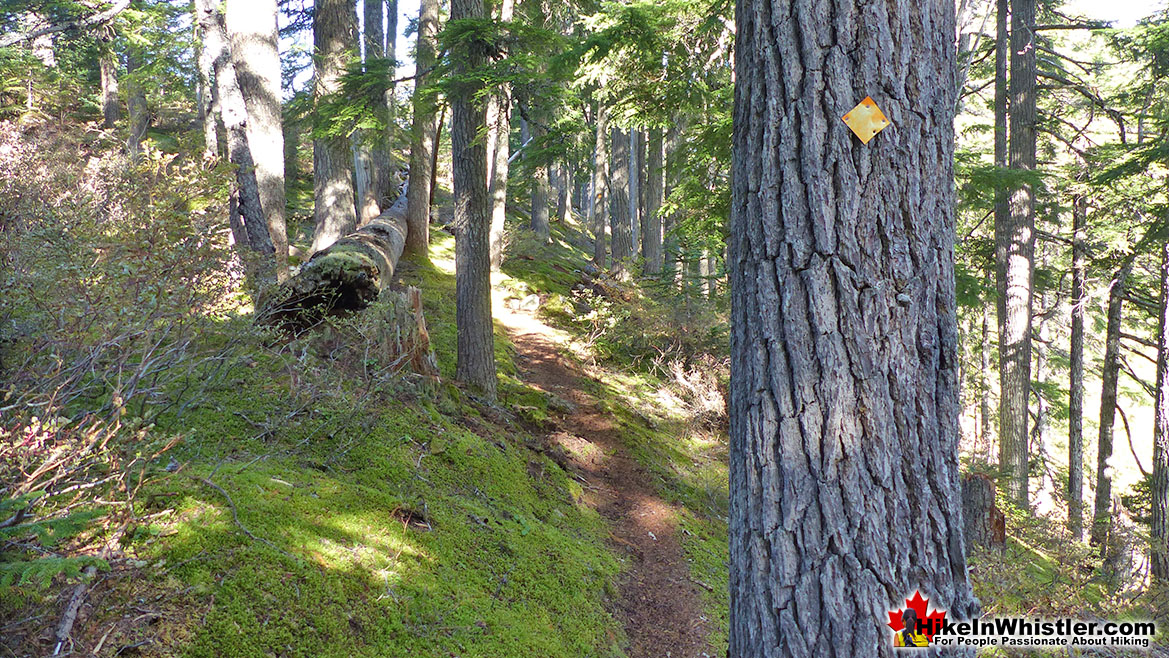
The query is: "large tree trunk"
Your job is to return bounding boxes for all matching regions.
[257,192,408,324]
[628,129,640,256]
[996,0,1035,509]
[194,19,219,157]
[1153,240,1169,582]
[1068,193,1086,540]
[609,126,632,279]
[590,106,609,268]
[486,0,516,270]
[194,0,274,255]
[1091,263,1131,547]
[379,0,398,201]
[729,0,976,655]
[529,119,551,242]
[227,0,288,280]
[311,0,359,254]
[451,0,497,400]
[98,34,119,129]
[643,128,664,275]
[405,0,440,258]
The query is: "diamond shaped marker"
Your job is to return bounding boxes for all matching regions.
[842,96,890,144]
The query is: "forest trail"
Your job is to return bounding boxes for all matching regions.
[493,297,714,658]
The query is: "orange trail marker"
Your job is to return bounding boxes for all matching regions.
[842,96,890,144]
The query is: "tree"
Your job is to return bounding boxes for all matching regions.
[643,128,664,274]
[609,126,632,278]
[193,0,273,255]
[590,105,608,268]
[997,0,1037,509]
[311,0,359,254]
[227,0,288,280]
[728,0,977,654]
[529,118,551,242]
[1154,239,1169,582]
[486,0,516,269]
[1068,193,1086,540]
[194,19,218,157]
[355,0,384,226]
[1091,263,1131,547]
[451,0,497,400]
[405,0,440,257]
[98,28,118,129]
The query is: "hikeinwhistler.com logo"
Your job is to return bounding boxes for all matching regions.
[888,590,1158,650]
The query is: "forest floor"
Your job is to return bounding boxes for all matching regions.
[495,298,714,658]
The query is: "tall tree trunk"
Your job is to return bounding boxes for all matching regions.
[644,128,664,274]
[591,106,608,268]
[529,119,551,242]
[980,300,993,460]
[729,0,976,654]
[1091,263,1131,547]
[451,0,497,400]
[1153,239,1169,582]
[194,20,219,157]
[354,0,384,226]
[124,52,149,163]
[311,0,359,254]
[195,0,274,255]
[997,0,1035,508]
[405,0,440,257]
[380,0,398,201]
[227,0,289,280]
[609,126,632,278]
[556,163,571,224]
[1068,193,1086,540]
[628,129,640,256]
[485,0,515,269]
[99,34,119,129]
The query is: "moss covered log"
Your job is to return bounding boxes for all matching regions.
[257,192,408,326]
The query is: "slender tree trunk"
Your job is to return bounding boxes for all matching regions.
[1068,194,1086,540]
[355,0,384,225]
[980,300,993,460]
[451,0,497,400]
[1091,263,1131,547]
[405,0,440,257]
[99,35,119,129]
[997,0,1035,508]
[1153,239,1169,582]
[644,128,664,274]
[311,0,358,254]
[485,0,515,269]
[380,0,398,201]
[556,163,571,224]
[194,20,218,157]
[227,0,288,280]
[729,0,976,654]
[591,106,608,268]
[609,126,632,278]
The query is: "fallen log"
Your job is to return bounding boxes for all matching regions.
[257,191,408,326]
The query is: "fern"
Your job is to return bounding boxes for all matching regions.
[0,493,108,591]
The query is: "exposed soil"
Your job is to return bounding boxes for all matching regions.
[496,302,713,658]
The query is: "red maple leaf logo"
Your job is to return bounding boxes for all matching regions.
[887,591,947,641]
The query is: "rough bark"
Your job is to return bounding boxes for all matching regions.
[644,128,664,274]
[997,0,1035,508]
[124,51,149,163]
[311,0,359,254]
[194,20,219,157]
[609,126,632,279]
[729,0,976,654]
[227,0,288,279]
[555,163,571,224]
[486,0,516,270]
[98,34,119,129]
[591,106,609,268]
[1154,240,1169,581]
[257,192,408,325]
[628,129,640,255]
[195,0,274,255]
[979,301,992,460]
[1068,194,1085,540]
[451,0,497,400]
[1091,263,1131,547]
[962,473,1006,551]
[529,120,551,242]
[405,0,440,257]
[355,0,383,226]
[380,0,398,201]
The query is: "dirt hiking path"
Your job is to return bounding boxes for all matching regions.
[494,301,713,658]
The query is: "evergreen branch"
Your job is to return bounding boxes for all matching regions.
[0,0,131,49]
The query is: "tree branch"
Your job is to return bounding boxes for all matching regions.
[0,1,131,49]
